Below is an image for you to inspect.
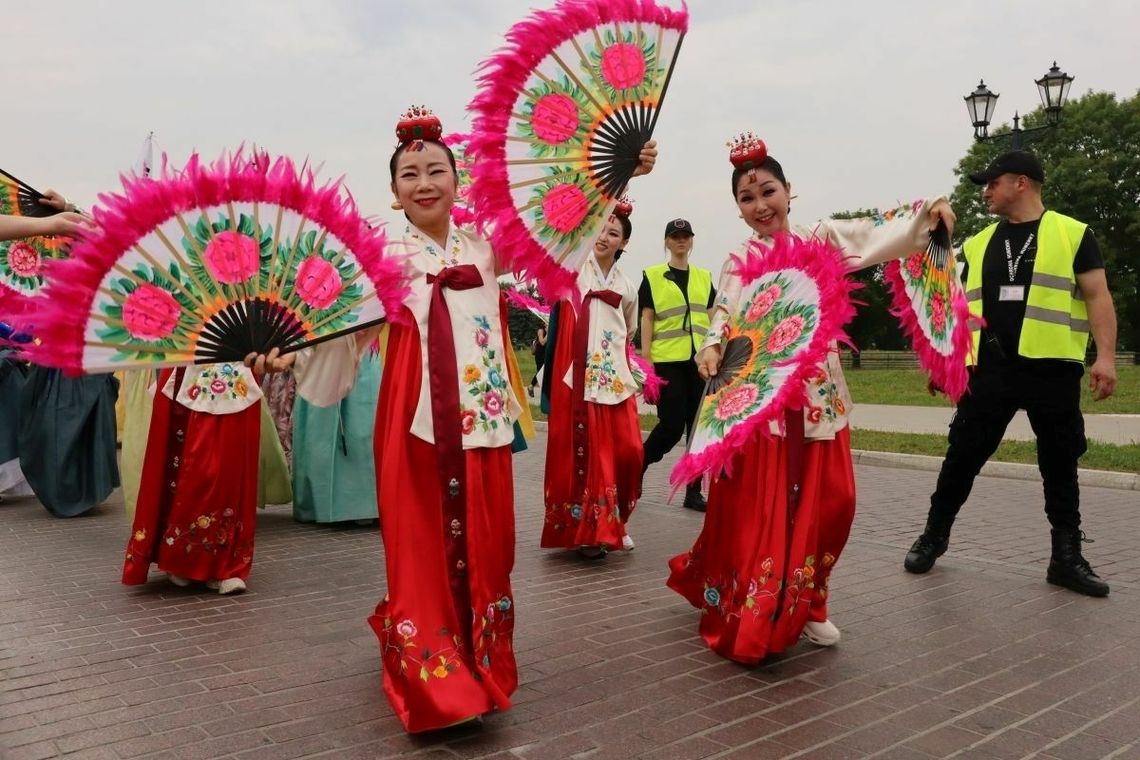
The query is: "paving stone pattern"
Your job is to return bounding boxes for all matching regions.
[2,432,1138,759]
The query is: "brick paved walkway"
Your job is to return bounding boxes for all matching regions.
[2,432,1139,759]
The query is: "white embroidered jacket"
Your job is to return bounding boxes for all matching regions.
[294,223,521,450]
[561,254,639,405]
[704,200,942,440]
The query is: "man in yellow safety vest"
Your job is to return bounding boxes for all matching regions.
[904,151,1118,597]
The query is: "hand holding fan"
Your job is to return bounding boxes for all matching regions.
[26,151,409,374]
[1,167,62,219]
[468,0,688,302]
[883,219,972,401]
[0,168,78,349]
[670,234,857,487]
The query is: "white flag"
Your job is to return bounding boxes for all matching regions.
[133,132,155,177]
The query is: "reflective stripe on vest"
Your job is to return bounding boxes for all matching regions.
[644,263,712,362]
[962,210,1089,364]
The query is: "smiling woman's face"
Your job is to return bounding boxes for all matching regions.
[391,142,457,230]
[734,168,791,237]
[593,216,628,261]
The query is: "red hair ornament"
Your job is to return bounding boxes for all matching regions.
[395,106,443,152]
[728,132,768,179]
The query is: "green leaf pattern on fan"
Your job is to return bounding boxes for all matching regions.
[93,208,366,363]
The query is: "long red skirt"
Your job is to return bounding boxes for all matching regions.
[541,397,642,550]
[123,368,259,586]
[666,427,856,664]
[367,311,517,733]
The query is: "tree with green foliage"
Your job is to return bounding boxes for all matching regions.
[500,280,546,349]
[950,90,1140,351]
[829,208,907,354]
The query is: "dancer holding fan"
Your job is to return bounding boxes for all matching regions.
[666,135,958,664]
[1,172,121,518]
[541,199,644,557]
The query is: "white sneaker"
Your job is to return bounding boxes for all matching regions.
[167,574,191,587]
[622,534,635,551]
[803,619,840,646]
[216,578,247,595]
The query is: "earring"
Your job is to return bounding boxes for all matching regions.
[391,200,403,210]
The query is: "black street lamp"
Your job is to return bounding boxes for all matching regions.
[964,61,1075,149]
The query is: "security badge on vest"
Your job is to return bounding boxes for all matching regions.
[998,231,1034,302]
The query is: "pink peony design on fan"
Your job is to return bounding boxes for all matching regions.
[121,284,182,341]
[294,256,343,310]
[7,241,39,278]
[904,252,925,281]
[541,184,590,234]
[929,291,947,334]
[766,314,805,354]
[203,230,259,284]
[744,284,781,323]
[714,383,761,422]
[601,43,647,90]
[531,94,580,144]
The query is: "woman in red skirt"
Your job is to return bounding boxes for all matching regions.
[667,136,956,663]
[541,202,643,557]
[122,364,262,596]
[260,109,657,731]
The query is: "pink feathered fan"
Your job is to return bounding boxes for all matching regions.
[670,234,858,487]
[468,0,688,302]
[27,151,408,373]
[883,220,972,401]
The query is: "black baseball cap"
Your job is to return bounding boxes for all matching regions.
[968,150,1045,185]
[665,218,694,237]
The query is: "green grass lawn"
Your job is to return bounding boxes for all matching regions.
[514,346,1138,473]
[844,364,1140,415]
[852,429,1139,475]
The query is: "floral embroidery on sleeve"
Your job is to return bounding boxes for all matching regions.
[870,200,924,226]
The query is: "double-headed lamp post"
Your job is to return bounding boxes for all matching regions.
[964,62,1075,150]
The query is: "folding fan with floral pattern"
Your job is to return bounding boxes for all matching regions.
[468,0,688,302]
[0,168,74,349]
[670,234,857,487]
[884,217,972,401]
[26,151,409,374]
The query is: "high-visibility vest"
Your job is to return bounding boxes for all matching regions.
[644,263,712,362]
[962,210,1090,364]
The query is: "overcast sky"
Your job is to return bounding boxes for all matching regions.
[5,1,1138,278]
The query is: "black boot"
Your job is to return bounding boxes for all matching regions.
[682,483,706,512]
[1047,529,1109,597]
[903,515,952,574]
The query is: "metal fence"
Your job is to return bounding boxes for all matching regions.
[839,350,1138,369]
